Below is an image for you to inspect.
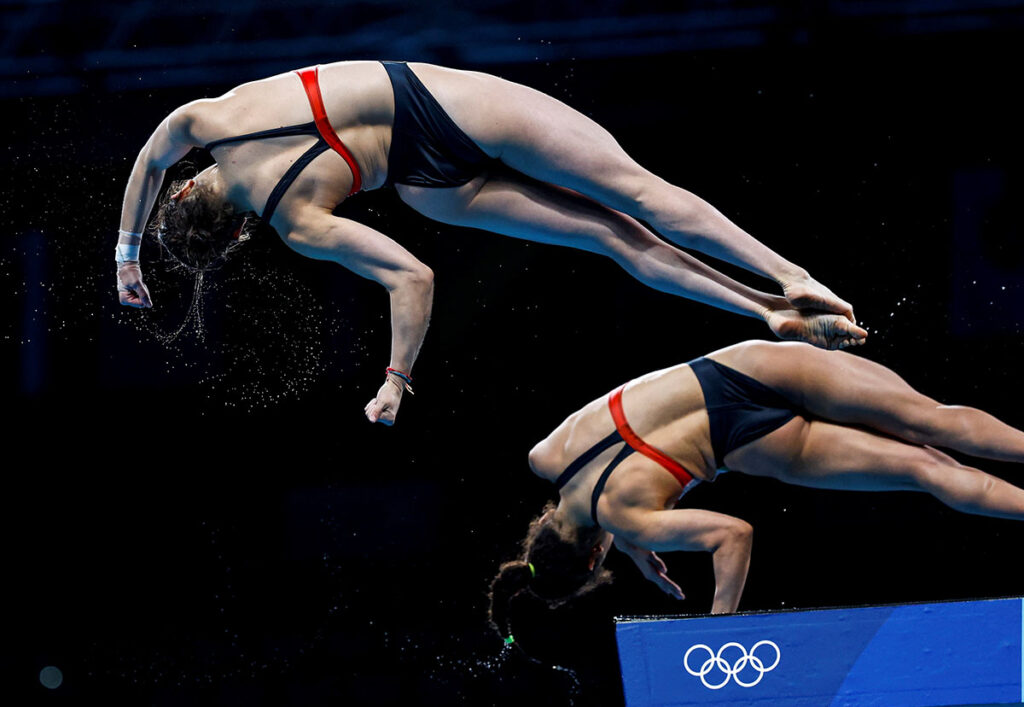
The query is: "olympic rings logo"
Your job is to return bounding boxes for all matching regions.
[683,640,781,689]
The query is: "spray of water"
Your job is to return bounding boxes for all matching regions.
[143,270,206,344]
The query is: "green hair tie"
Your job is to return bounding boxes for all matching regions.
[528,562,536,578]
[503,634,515,645]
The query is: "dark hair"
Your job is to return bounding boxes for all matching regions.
[487,503,612,643]
[150,177,257,272]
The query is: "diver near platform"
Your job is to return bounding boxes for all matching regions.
[489,340,1024,643]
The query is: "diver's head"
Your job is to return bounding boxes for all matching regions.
[150,165,255,272]
[487,503,613,644]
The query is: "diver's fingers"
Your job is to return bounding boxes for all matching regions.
[366,397,396,426]
[647,552,668,574]
[845,320,868,340]
[119,290,144,308]
[136,281,153,308]
[658,571,685,600]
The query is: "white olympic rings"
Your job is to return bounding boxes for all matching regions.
[683,640,781,689]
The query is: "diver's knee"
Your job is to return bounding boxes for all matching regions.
[896,405,958,447]
[632,175,672,220]
[904,456,945,493]
[635,177,701,233]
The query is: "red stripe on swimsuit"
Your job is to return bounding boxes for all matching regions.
[295,66,362,195]
[608,384,695,488]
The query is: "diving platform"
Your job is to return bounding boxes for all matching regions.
[615,597,1024,706]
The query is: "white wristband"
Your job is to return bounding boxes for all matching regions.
[115,243,140,266]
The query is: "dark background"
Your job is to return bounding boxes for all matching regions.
[5,1,1024,704]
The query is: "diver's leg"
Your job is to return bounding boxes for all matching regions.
[729,417,1024,520]
[722,341,1024,464]
[397,173,862,349]
[430,71,853,319]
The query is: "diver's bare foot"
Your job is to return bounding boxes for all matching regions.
[782,274,855,323]
[765,307,868,350]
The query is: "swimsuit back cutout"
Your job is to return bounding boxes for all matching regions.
[204,66,362,222]
[552,384,699,527]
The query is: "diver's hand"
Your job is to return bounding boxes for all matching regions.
[616,538,684,600]
[365,378,403,425]
[117,263,153,308]
[637,551,685,600]
[764,305,867,350]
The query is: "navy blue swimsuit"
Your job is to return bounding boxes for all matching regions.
[381,61,495,188]
[554,360,799,527]
[688,356,798,469]
[203,62,493,224]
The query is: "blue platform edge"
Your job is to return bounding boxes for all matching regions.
[615,597,1024,707]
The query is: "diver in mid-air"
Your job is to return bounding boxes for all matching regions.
[116,61,864,424]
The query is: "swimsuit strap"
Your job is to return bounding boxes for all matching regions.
[295,66,362,195]
[206,120,328,222]
[608,384,695,488]
[205,66,363,209]
[205,122,320,151]
[556,383,699,529]
[590,444,636,526]
[553,429,623,491]
[260,140,331,222]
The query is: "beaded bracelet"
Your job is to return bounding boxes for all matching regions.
[385,367,415,395]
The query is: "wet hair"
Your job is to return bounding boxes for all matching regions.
[487,503,613,644]
[149,176,257,273]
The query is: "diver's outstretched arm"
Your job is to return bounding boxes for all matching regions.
[622,509,752,614]
[281,207,434,426]
[116,105,198,308]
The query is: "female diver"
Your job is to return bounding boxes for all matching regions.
[488,340,1024,643]
[116,61,866,425]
